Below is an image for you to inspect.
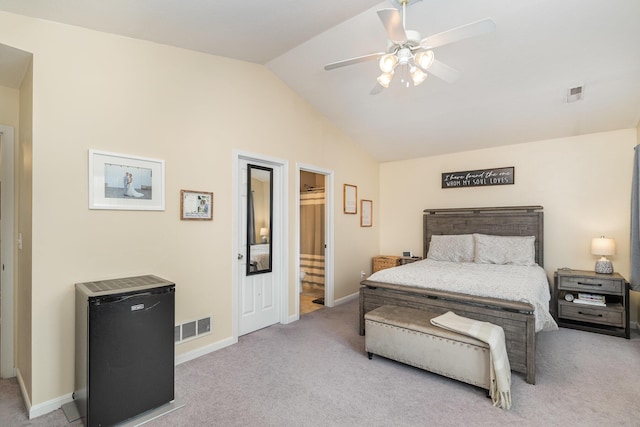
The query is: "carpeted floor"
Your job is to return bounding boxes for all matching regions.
[2,297,640,426]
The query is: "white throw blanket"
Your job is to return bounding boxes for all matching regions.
[431,311,512,410]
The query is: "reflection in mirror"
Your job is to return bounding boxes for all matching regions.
[247,165,273,275]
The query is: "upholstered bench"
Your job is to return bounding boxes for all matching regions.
[365,305,491,390]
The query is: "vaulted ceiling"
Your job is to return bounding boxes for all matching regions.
[1,0,639,161]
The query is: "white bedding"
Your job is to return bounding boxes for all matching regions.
[250,244,270,270]
[367,259,558,332]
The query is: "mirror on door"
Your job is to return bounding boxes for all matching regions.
[247,164,273,275]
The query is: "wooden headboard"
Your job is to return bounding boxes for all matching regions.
[423,206,544,267]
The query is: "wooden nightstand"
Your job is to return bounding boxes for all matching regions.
[372,256,401,272]
[554,269,629,339]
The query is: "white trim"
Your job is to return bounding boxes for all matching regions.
[0,125,15,379]
[29,393,74,420]
[17,367,74,420]
[232,150,289,340]
[296,163,335,316]
[175,336,237,365]
[20,335,238,419]
[16,368,31,414]
[334,291,359,306]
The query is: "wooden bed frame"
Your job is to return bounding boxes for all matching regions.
[359,205,545,384]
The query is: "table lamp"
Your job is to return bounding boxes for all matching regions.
[260,227,269,243]
[591,236,615,274]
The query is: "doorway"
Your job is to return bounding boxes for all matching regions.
[299,171,325,315]
[298,166,334,316]
[0,125,15,378]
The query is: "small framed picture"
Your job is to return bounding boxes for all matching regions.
[344,184,357,214]
[89,150,165,210]
[360,199,372,227]
[180,190,213,220]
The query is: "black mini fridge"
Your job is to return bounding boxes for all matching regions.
[73,275,175,427]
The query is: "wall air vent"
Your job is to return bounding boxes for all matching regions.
[566,85,584,103]
[175,315,212,344]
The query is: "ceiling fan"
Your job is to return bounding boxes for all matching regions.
[324,0,496,94]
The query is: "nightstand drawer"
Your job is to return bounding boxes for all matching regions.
[558,302,624,327]
[558,276,623,294]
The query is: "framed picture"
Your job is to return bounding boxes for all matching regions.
[89,150,165,210]
[360,199,372,227]
[180,190,213,220]
[344,184,357,214]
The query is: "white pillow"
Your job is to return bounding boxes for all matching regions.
[473,234,536,266]
[427,234,475,263]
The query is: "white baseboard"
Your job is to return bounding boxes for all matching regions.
[22,336,236,420]
[334,291,358,305]
[175,336,237,365]
[30,392,74,419]
[16,368,31,414]
[16,368,74,419]
[288,313,300,323]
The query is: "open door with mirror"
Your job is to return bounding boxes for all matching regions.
[247,164,273,275]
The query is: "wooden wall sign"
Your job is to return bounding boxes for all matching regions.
[442,167,514,189]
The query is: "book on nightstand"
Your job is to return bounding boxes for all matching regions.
[577,292,605,302]
[573,294,606,307]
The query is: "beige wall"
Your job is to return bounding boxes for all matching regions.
[380,129,637,318]
[14,57,34,401]
[1,73,34,400]
[0,85,19,126]
[17,58,33,402]
[0,11,379,408]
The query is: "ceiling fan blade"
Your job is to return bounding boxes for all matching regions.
[427,59,461,84]
[377,8,407,43]
[370,82,385,95]
[420,18,496,49]
[324,52,385,71]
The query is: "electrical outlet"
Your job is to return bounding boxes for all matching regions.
[360,271,366,278]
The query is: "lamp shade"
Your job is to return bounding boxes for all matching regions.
[260,227,269,237]
[377,72,394,88]
[591,237,616,256]
[410,66,427,86]
[379,54,398,73]
[415,50,435,70]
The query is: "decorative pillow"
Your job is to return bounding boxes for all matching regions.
[427,234,475,263]
[473,234,536,266]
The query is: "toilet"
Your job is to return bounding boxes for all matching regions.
[299,271,306,293]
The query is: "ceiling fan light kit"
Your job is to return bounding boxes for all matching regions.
[379,53,398,73]
[324,0,496,94]
[377,71,394,88]
[415,50,434,69]
[410,66,427,86]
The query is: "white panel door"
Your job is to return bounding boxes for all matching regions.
[238,159,279,335]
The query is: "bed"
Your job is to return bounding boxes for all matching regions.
[359,205,557,384]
